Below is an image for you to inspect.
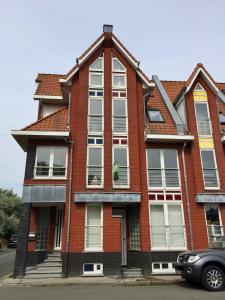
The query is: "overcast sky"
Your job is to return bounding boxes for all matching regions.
[1,0,225,196]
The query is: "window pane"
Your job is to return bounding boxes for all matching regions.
[205,204,223,245]
[195,103,209,120]
[113,75,125,88]
[114,148,127,166]
[87,205,101,226]
[113,117,127,133]
[90,58,103,70]
[90,74,103,86]
[168,204,184,248]
[201,150,215,169]
[147,149,161,169]
[89,99,102,115]
[53,148,67,176]
[88,148,102,166]
[150,205,167,248]
[112,59,125,72]
[36,148,51,176]
[164,150,177,169]
[89,116,102,132]
[113,100,126,116]
[148,110,163,122]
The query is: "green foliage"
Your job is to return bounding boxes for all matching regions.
[0,189,21,240]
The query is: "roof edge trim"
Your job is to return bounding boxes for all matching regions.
[33,95,63,100]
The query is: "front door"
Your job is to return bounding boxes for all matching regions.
[121,210,127,266]
[54,207,63,250]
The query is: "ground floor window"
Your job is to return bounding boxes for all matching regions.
[85,204,103,251]
[205,204,224,246]
[149,202,186,250]
[129,207,140,251]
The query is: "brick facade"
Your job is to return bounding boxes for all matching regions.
[13,26,225,277]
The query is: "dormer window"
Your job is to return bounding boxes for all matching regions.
[147,109,164,122]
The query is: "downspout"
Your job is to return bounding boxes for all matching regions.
[65,138,74,277]
[182,141,194,250]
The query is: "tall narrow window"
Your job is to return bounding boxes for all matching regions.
[113,99,127,133]
[150,203,186,250]
[147,149,180,189]
[205,204,223,246]
[201,149,219,188]
[88,98,103,133]
[85,205,103,251]
[195,102,211,135]
[113,147,129,187]
[87,147,103,187]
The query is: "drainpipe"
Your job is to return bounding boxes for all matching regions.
[64,138,74,277]
[182,141,194,250]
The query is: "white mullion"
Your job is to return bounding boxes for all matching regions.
[161,150,166,188]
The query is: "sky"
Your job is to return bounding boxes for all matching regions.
[1,0,225,196]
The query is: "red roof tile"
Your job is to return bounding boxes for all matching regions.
[35,73,64,96]
[22,107,68,131]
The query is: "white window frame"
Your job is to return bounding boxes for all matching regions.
[112,73,127,89]
[112,145,130,188]
[34,146,68,179]
[88,97,104,135]
[89,57,104,72]
[146,149,181,190]
[204,204,224,245]
[112,57,126,73]
[112,98,128,135]
[83,263,103,276]
[89,72,104,88]
[200,149,220,190]
[84,204,103,252]
[149,201,187,251]
[194,101,212,136]
[86,146,104,188]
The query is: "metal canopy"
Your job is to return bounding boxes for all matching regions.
[22,185,66,203]
[196,194,225,203]
[74,192,141,203]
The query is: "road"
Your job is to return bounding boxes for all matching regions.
[0,249,16,278]
[0,284,225,300]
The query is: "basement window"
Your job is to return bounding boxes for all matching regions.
[147,109,164,122]
[83,263,103,276]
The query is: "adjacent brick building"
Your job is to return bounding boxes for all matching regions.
[12,25,225,278]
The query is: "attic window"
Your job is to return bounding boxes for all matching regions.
[194,83,204,91]
[148,109,164,122]
[219,113,225,124]
[112,58,125,72]
[90,57,103,71]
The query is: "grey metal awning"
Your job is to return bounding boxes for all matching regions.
[196,194,225,203]
[22,185,66,203]
[74,192,141,203]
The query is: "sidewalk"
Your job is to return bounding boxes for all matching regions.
[0,275,184,287]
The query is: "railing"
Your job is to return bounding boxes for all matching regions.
[87,166,103,186]
[197,120,211,135]
[35,166,66,177]
[113,116,127,133]
[113,167,129,187]
[148,169,179,188]
[150,226,186,249]
[88,116,103,133]
[207,225,224,247]
[203,169,219,188]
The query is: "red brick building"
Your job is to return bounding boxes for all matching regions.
[12,25,225,278]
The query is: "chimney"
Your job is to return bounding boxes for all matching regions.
[103,24,113,33]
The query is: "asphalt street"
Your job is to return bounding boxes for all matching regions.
[0,249,16,278]
[0,284,225,300]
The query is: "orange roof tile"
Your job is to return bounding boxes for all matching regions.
[23,107,68,132]
[35,73,64,96]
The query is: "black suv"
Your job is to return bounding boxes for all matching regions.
[175,236,225,291]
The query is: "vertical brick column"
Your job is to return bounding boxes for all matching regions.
[14,203,31,277]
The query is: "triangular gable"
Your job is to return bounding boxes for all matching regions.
[60,27,154,88]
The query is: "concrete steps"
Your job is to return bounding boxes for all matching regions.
[121,267,143,278]
[24,252,62,279]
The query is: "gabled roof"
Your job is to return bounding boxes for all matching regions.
[22,106,68,131]
[60,31,154,88]
[34,73,65,99]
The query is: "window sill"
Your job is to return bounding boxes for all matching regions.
[112,186,130,189]
[86,186,104,189]
[33,177,67,180]
[83,250,104,253]
[151,248,187,252]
